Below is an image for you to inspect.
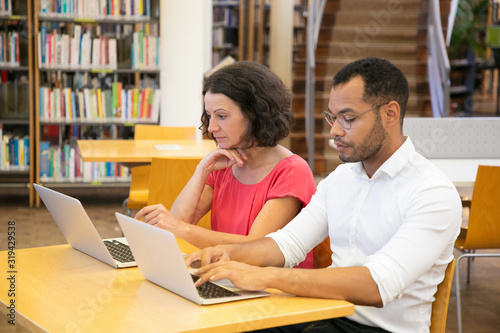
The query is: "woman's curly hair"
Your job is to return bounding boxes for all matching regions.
[201,61,293,147]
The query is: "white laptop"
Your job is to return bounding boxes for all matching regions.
[34,184,136,268]
[115,212,270,305]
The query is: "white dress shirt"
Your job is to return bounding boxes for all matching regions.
[267,137,462,333]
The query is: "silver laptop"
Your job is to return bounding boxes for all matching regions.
[115,212,270,305]
[33,184,136,268]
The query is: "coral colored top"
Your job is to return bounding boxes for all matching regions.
[206,154,316,268]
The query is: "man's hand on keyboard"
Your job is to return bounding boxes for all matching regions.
[192,260,270,291]
[185,245,230,269]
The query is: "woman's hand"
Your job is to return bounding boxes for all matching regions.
[135,204,189,236]
[199,148,248,172]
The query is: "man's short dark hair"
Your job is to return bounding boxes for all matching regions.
[332,57,409,122]
[201,61,293,147]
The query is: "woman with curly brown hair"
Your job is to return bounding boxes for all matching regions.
[136,62,315,268]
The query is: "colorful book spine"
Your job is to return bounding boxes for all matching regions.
[38,85,160,123]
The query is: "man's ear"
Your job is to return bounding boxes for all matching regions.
[383,101,400,127]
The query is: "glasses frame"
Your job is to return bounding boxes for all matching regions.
[323,102,388,130]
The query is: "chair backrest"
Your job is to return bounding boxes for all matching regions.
[313,237,332,268]
[430,258,456,333]
[134,125,197,140]
[464,165,500,249]
[147,157,210,229]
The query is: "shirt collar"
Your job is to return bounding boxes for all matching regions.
[351,136,416,179]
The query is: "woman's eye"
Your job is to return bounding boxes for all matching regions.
[218,115,226,120]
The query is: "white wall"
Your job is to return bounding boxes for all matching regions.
[159,1,213,139]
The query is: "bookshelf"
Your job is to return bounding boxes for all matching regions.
[0,0,35,206]
[212,0,241,66]
[33,0,161,206]
[213,1,305,67]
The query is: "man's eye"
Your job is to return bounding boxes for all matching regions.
[342,115,353,123]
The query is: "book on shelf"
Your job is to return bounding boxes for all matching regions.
[40,125,131,183]
[1,130,29,171]
[131,30,158,70]
[39,85,160,123]
[213,5,238,27]
[0,31,20,67]
[38,25,118,70]
[0,0,12,16]
[39,141,130,183]
[0,78,29,118]
[38,0,153,20]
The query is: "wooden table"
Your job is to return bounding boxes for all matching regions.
[77,139,217,166]
[0,244,354,333]
[428,159,500,187]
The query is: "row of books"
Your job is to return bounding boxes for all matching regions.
[131,30,158,69]
[213,0,240,5]
[39,0,154,19]
[1,129,29,171]
[1,80,29,116]
[213,6,238,28]
[40,141,130,182]
[38,25,116,69]
[0,31,20,66]
[39,85,160,123]
[213,27,238,49]
[0,0,12,17]
[37,25,159,70]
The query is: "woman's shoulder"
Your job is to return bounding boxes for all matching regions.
[272,153,313,179]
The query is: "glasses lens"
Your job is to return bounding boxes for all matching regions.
[323,112,334,126]
[337,113,350,129]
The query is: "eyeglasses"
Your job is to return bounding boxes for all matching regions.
[323,102,388,130]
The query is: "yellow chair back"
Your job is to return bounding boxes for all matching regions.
[463,165,500,249]
[134,125,197,140]
[125,126,197,211]
[147,157,210,229]
[430,258,456,333]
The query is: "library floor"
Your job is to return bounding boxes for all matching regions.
[1,186,500,332]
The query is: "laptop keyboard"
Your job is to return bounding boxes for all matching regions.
[191,274,240,299]
[104,240,135,263]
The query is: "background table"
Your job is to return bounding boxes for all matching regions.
[428,159,500,187]
[0,243,354,333]
[77,139,217,166]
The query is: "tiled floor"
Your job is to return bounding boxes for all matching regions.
[1,186,499,332]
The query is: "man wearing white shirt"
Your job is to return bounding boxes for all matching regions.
[186,57,462,333]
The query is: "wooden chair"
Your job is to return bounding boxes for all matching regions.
[147,156,211,229]
[454,165,500,282]
[430,258,456,333]
[454,165,500,333]
[313,237,332,268]
[122,125,197,215]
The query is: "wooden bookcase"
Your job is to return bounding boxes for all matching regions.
[32,0,161,207]
[213,0,306,67]
[0,0,35,206]
[212,0,240,66]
